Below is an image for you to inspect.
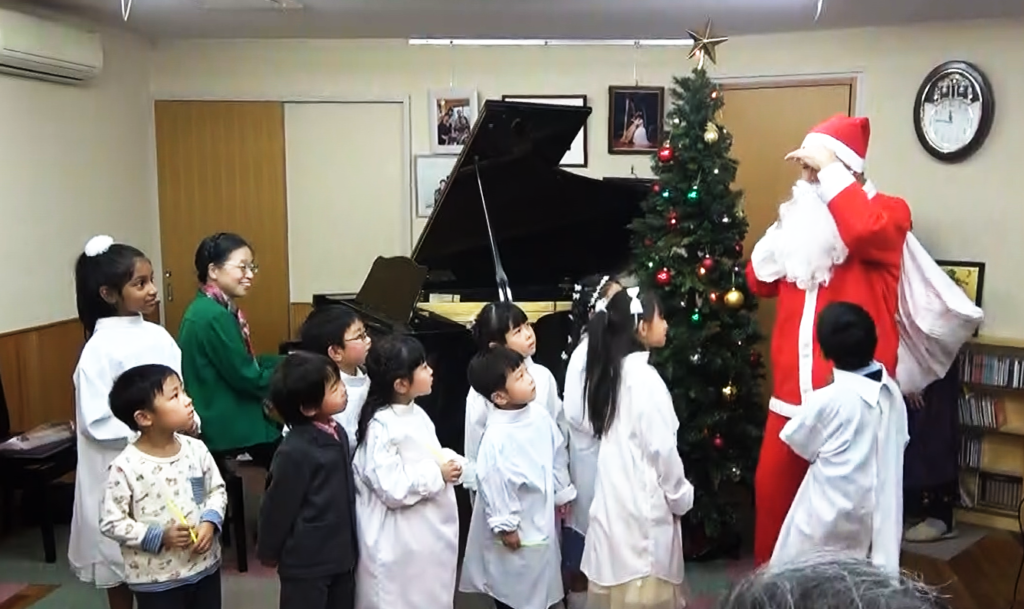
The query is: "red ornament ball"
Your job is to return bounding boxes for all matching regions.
[734,241,744,256]
[657,145,674,163]
[652,182,662,193]
[713,435,724,449]
[666,210,679,228]
[750,351,762,365]
[700,256,715,271]
[655,267,672,286]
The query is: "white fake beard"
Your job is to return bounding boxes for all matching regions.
[773,180,849,290]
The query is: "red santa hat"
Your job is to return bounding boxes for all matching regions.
[801,114,870,174]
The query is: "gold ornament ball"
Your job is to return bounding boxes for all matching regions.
[723,288,745,308]
[722,384,737,401]
[704,128,719,144]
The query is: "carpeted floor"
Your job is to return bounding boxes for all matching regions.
[0,525,749,608]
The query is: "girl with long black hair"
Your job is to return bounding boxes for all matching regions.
[580,287,694,609]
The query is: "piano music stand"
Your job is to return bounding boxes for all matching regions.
[355,256,428,327]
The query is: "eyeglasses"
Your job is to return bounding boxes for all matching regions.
[226,262,259,274]
[345,331,370,343]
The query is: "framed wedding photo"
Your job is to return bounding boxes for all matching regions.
[415,155,458,218]
[501,94,589,167]
[608,85,665,155]
[429,89,479,155]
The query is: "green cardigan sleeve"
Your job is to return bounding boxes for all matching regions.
[196,310,276,401]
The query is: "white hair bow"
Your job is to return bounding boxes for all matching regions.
[588,275,611,310]
[84,235,114,257]
[594,298,608,313]
[627,286,644,317]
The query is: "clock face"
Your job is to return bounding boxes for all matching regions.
[919,71,983,153]
[913,61,994,163]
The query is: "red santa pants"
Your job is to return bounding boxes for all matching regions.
[753,409,811,566]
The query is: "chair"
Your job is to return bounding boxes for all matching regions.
[0,366,77,564]
[212,453,249,573]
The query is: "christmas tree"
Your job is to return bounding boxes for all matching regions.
[631,35,765,554]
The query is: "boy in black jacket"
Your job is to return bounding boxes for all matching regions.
[258,352,358,609]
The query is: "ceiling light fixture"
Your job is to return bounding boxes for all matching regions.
[121,0,132,21]
[408,38,693,47]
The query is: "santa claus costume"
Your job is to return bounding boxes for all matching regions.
[745,114,983,566]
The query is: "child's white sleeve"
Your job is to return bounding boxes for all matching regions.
[463,389,489,492]
[357,420,446,508]
[476,444,520,534]
[638,378,694,517]
[99,462,164,553]
[549,418,576,506]
[75,364,133,444]
[779,397,831,462]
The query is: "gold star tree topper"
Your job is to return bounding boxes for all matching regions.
[687,19,729,69]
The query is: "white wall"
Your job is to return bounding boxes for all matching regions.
[149,20,1024,336]
[0,26,156,333]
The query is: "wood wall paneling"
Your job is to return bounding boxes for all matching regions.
[0,307,161,433]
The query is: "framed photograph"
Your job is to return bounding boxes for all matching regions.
[936,260,986,308]
[415,155,458,218]
[501,94,588,167]
[608,85,665,155]
[429,89,479,154]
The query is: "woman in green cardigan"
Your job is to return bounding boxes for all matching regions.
[178,232,282,468]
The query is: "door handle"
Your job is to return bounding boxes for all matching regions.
[164,269,174,302]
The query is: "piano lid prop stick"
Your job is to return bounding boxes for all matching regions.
[473,157,513,303]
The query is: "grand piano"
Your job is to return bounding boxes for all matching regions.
[309,99,649,451]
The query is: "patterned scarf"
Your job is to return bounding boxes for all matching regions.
[201,284,254,356]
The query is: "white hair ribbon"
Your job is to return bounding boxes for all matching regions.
[593,298,608,313]
[627,286,644,315]
[588,275,611,310]
[84,235,114,257]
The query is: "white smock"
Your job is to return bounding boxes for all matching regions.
[582,352,693,609]
[69,315,196,587]
[352,402,461,609]
[562,337,599,536]
[459,404,576,609]
[771,367,909,576]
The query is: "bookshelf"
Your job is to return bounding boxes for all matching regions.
[956,336,1024,531]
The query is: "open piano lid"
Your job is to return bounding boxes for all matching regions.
[412,99,649,293]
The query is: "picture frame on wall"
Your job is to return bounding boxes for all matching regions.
[415,155,458,218]
[501,94,589,167]
[608,85,665,155]
[936,259,986,335]
[429,88,479,154]
[936,260,986,307]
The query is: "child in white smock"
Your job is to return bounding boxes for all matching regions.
[580,288,694,609]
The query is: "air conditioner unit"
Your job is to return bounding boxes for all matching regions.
[0,8,103,85]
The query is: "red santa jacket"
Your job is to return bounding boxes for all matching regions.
[745,164,912,416]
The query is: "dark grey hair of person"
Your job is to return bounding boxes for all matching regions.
[716,556,948,609]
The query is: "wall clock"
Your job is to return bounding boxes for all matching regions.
[913,60,994,163]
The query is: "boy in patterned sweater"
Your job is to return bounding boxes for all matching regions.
[100,364,227,609]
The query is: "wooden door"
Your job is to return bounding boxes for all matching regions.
[718,80,854,400]
[155,101,290,355]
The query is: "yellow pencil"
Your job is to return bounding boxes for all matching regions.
[166,499,198,544]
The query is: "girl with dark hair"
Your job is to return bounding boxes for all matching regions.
[560,273,622,609]
[464,301,564,497]
[351,335,463,609]
[70,235,194,609]
[580,288,694,609]
[177,232,281,467]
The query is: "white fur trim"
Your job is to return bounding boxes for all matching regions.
[798,286,818,396]
[769,397,801,419]
[802,132,864,173]
[84,235,114,257]
[816,162,856,202]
